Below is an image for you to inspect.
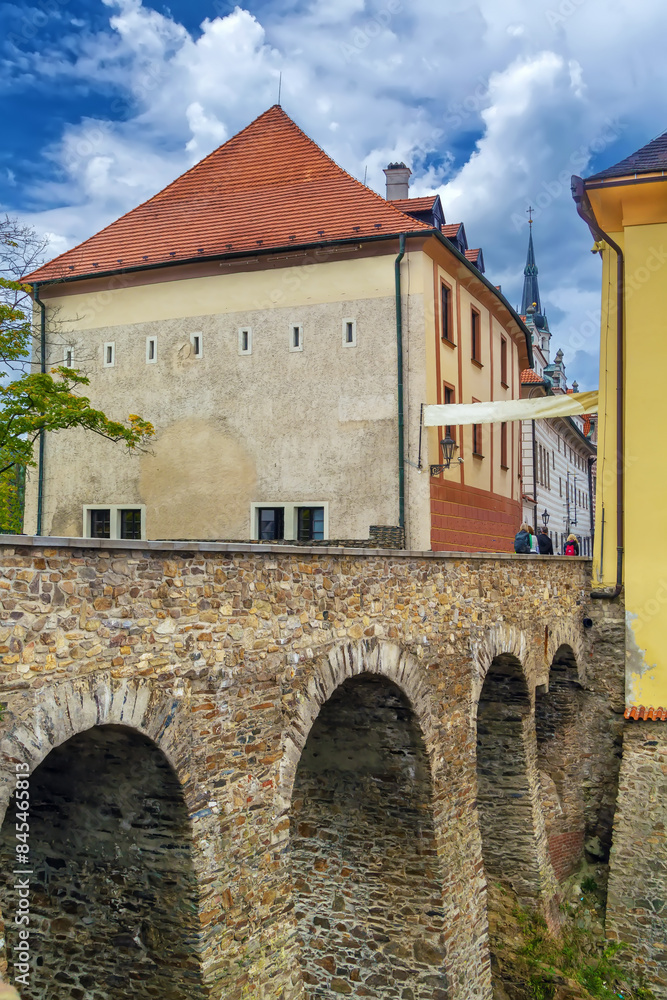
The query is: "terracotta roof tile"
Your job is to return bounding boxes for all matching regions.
[625,705,667,721]
[25,106,430,284]
[465,248,481,261]
[442,223,463,238]
[521,368,545,384]
[587,131,667,182]
[391,196,439,213]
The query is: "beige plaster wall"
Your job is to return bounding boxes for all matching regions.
[26,254,430,542]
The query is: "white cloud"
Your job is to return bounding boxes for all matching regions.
[6,0,667,390]
[185,103,227,162]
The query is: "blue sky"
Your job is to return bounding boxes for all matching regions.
[2,0,667,389]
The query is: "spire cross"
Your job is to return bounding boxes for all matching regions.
[526,205,534,225]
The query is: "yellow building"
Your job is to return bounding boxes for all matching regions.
[573,134,667,716]
[573,133,667,998]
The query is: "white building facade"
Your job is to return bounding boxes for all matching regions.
[519,224,596,555]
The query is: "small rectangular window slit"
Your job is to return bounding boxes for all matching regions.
[190,332,203,358]
[103,342,115,367]
[238,327,252,355]
[146,336,157,363]
[342,318,357,347]
[289,324,303,352]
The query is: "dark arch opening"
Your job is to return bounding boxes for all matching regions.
[535,644,586,879]
[0,725,206,999]
[476,654,545,902]
[290,673,448,999]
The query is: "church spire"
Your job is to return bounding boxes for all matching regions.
[521,209,542,316]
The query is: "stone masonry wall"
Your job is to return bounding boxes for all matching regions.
[606,722,667,998]
[476,654,559,931]
[0,539,611,1000]
[536,646,586,882]
[0,726,205,1000]
[292,676,446,1000]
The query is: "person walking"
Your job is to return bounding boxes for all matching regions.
[513,522,532,553]
[564,533,580,556]
[528,525,539,553]
[537,526,554,555]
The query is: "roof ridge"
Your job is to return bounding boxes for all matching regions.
[26,105,290,280]
[26,104,430,283]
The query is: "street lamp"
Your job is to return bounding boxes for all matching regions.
[542,508,550,528]
[430,434,457,476]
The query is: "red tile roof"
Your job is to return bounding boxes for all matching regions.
[391,196,439,213]
[25,105,430,284]
[465,248,481,262]
[442,223,464,238]
[521,368,545,384]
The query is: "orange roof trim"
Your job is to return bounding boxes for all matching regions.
[26,105,430,284]
[625,705,667,721]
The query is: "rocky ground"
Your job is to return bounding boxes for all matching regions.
[488,862,655,1000]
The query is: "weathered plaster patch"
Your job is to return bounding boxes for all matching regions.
[625,609,658,706]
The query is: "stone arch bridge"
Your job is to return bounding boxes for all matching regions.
[0,540,623,1000]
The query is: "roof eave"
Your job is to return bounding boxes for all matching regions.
[563,414,597,450]
[25,228,429,290]
[584,172,667,190]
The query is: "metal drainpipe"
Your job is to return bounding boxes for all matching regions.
[531,418,538,533]
[394,234,406,538]
[33,284,46,536]
[571,176,623,598]
[587,455,595,548]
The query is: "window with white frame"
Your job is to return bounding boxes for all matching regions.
[190,332,203,358]
[289,324,303,352]
[342,318,357,347]
[250,502,328,541]
[63,346,74,368]
[238,327,252,355]
[103,342,115,367]
[83,504,146,540]
[146,336,157,363]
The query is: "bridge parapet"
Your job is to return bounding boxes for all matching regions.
[0,539,601,1000]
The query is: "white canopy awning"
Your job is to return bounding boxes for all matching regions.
[423,391,598,427]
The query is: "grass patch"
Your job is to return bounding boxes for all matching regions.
[513,906,654,999]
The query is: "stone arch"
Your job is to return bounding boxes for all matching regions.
[536,642,587,881]
[545,623,586,685]
[470,623,533,721]
[277,639,440,819]
[283,640,453,999]
[0,675,194,823]
[0,676,215,997]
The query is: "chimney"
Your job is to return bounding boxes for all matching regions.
[384,162,411,200]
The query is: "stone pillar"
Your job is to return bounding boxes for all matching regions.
[606,723,667,998]
[290,676,450,999]
[477,657,559,930]
[536,647,586,881]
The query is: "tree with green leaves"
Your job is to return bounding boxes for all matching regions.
[0,216,154,530]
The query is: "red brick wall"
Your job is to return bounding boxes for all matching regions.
[430,479,521,552]
[548,830,584,883]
